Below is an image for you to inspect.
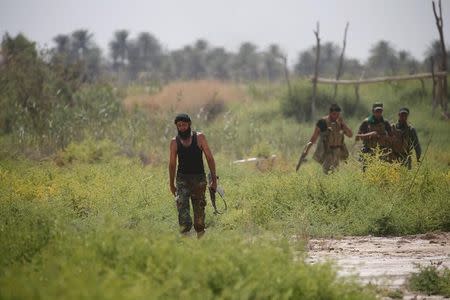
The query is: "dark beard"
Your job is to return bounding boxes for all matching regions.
[178,127,191,140]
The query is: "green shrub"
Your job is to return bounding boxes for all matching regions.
[0,200,53,268]
[408,265,450,297]
[280,83,366,122]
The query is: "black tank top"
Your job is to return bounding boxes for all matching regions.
[176,132,205,175]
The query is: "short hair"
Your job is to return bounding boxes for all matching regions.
[399,107,409,114]
[329,103,341,112]
[174,113,191,124]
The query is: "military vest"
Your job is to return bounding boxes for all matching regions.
[313,116,347,163]
[364,119,389,149]
[391,123,413,155]
[324,118,344,147]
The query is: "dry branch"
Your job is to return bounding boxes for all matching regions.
[311,22,321,119]
[334,22,349,100]
[432,0,448,114]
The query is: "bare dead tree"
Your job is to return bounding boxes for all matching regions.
[419,79,426,98]
[432,0,448,116]
[333,22,349,100]
[312,22,321,119]
[276,53,292,97]
[431,57,438,115]
[354,69,366,106]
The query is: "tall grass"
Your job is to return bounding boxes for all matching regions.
[0,157,380,299]
[1,78,449,298]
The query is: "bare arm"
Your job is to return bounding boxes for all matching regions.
[355,121,377,140]
[308,126,321,145]
[356,132,377,140]
[168,139,177,196]
[339,118,353,138]
[302,127,320,156]
[197,133,217,190]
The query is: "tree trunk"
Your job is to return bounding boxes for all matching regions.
[277,54,292,97]
[354,70,365,106]
[419,79,426,98]
[432,0,448,115]
[431,57,438,115]
[334,22,349,100]
[312,22,320,120]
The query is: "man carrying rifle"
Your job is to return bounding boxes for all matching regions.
[390,107,421,169]
[297,104,353,173]
[169,113,217,238]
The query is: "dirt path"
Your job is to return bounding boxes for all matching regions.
[306,232,450,299]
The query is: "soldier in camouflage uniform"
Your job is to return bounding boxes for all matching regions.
[356,103,393,169]
[390,107,421,169]
[169,113,217,238]
[303,104,353,173]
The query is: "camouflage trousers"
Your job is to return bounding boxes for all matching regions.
[175,173,207,234]
[321,147,342,174]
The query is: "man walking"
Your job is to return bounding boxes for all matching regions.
[356,103,392,165]
[301,104,353,173]
[169,113,217,238]
[390,107,421,169]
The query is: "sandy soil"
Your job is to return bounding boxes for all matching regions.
[306,232,450,299]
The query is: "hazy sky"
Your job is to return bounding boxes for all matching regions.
[1,0,448,64]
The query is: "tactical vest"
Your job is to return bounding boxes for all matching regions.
[324,118,344,147]
[364,119,389,149]
[313,117,347,163]
[391,123,413,155]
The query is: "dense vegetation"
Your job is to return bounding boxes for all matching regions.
[1,34,449,299]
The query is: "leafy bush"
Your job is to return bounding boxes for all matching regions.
[280,83,367,122]
[399,86,428,106]
[0,158,378,300]
[408,265,450,297]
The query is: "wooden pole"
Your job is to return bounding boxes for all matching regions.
[334,22,349,100]
[431,57,437,115]
[419,79,426,98]
[277,53,292,97]
[314,71,447,85]
[312,22,320,120]
[432,0,448,115]
[354,70,365,106]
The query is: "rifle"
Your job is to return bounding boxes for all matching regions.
[207,173,227,214]
[296,142,313,171]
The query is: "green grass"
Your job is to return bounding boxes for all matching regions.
[0,158,381,299]
[1,78,449,298]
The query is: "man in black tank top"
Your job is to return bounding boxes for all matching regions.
[169,113,217,238]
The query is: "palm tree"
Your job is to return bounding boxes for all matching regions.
[235,42,260,80]
[206,47,231,80]
[111,30,129,65]
[136,32,162,70]
[53,34,70,54]
[264,44,284,81]
[71,29,92,61]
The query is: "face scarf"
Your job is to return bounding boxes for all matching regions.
[368,114,384,124]
[178,126,191,140]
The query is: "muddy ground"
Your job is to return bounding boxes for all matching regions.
[306,232,450,299]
